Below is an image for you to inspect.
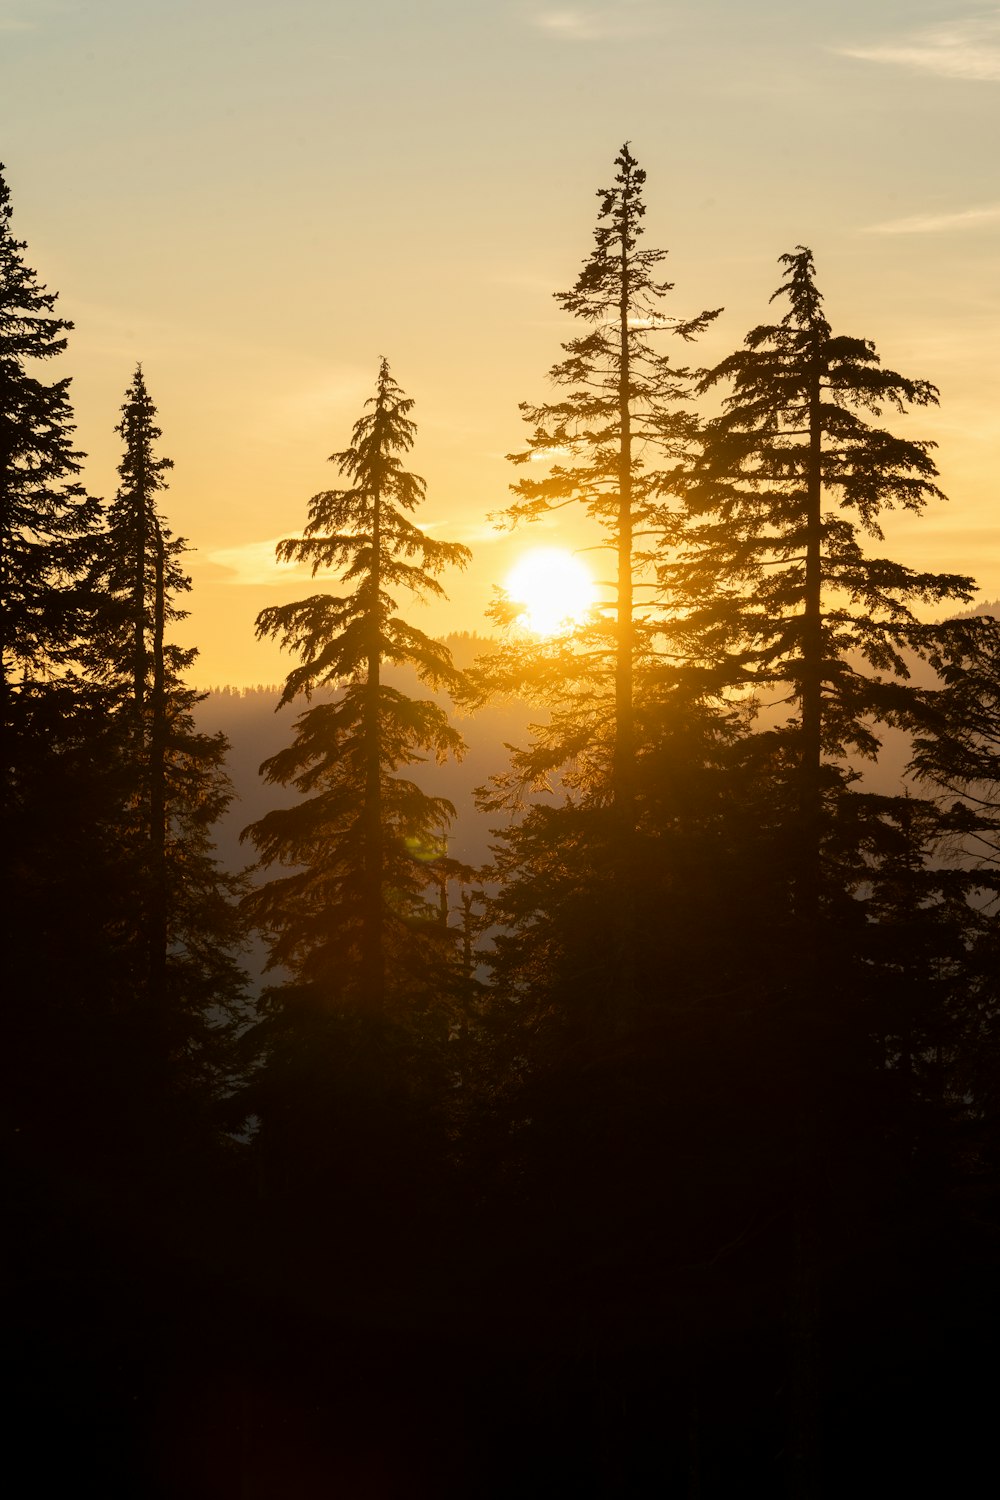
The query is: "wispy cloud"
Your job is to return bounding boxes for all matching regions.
[484,266,563,294]
[527,1,665,42]
[264,371,373,434]
[863,203,1000,234]
[206,518,502,582]
[206,536,311,587]
[422,518,506,545]
[839,12,1000,82]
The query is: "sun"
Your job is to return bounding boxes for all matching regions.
[504,548,597,636]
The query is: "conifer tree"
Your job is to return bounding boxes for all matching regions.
[0,164,100,715]
[87,367,246,1109]
[456,152,742,1381]
[100,365,179,718]
[243,359,471,1013]
[490,142,719,826]
[1,163,113,1175]
[674,246,991,932]
[474,144,725,1028]
[238,363,472,1287]
[670,245,1000,1498]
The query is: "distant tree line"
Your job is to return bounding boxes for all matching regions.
[4,148,999,1497]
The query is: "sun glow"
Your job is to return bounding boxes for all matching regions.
[504,548,597,636]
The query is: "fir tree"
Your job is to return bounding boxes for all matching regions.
[473,143,723,1022]
[243,359,471,1012]
[492,142,719,825]
[100,364,179,718]
[473,144,738,1051]
[1,162,113,1180]
[238,361,471,1292]
[670,245,1000,1497]
[674,246,991,934]
[86,367,246,1113]
[455,151,745,1388]
[0,163,99,715]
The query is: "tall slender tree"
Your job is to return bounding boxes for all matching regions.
[86,367,246,1108]
[669,245,1000,1497]
[90,368,182,1006]
[452,153,747,1407]
[493,142,719,827]
[0,163,100,718]
[474,143,722,1025]
[1,163,113,1180]
[238,362,471,1293]
[244,359,471,1012]
[674,246,985,931]
[106,365,177,718]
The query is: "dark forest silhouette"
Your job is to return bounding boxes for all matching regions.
[4,148,1000,1497]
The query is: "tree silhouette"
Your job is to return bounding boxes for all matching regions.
[0,162,100,718]
[669,245,1000,1495]
[244,359,471,1010]
[86,366,246,1112]
[474,142,722,1025]
[1,162,117,1184]
[494,143,718,819]
[677,248,975,923]
[457,154,753,1413]
[238,360,472,1299]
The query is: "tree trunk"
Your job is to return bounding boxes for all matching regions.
[148,520,168,1017]
[614,218,635,835]
[362,484,384,1012]
[787,345,825,1500]
[798,353,823,930]
[132,436,149,720]
[613,196,637,1005]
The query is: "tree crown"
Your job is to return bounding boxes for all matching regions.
[258,358,470,706]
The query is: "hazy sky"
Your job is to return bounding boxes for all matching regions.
[3,0,997,683]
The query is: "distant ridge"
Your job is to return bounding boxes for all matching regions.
[201,631,499,697]
[947,599,1000,621]
[205,684,283,699]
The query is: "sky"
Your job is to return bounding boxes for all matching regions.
[2,0,998,685]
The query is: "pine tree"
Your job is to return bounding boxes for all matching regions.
[1,162,115,1179]
[673,246,992,940]
[455,152,747,1380]
[670,245,1000,1497]
[87,367,246,1114]
[100,365,178,718]
[0,163,99,716]
[238,361,472,1297]
[493,142,719,824]
[243,359,471,1012]
[474,143,723,1023]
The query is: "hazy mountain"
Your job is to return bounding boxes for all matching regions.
[194,628,950,887]
[194,634,535,880]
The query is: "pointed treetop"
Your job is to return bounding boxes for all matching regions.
[257,359,470,704]
[0,161,73,364]
[703,246,940,437]
[335,355,419,474]
[558,141,670,323]
[116,363,174,492]
[769,245,829,339]
[555,144,720,344]
[596,140,646,238]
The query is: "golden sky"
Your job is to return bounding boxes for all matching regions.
[3,1,998,683]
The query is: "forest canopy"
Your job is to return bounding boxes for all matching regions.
[4,149,999,1499]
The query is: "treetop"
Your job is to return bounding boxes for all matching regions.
[0,161,73,364]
